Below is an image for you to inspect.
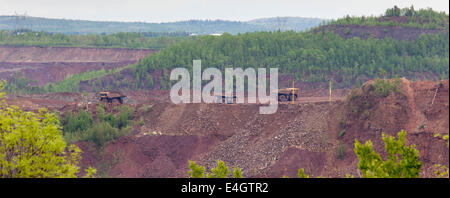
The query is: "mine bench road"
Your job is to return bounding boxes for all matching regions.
[210,96,345,105]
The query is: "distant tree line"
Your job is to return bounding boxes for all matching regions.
[330,6,449,29]
[112,27,448,91]
[0,30,191,49]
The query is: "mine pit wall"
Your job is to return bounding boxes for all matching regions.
[0,61,137,86]
[81,101,344,178]
[0,45,156,62]
[0,45,157,85]
[331,79,449,177]
[188,102,338,178]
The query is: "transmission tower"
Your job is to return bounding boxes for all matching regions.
[14,11,29,31]
[276,16,287,31]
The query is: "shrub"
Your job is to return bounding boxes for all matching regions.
[118,105,134,129]
[187,160,242,178]
[63,109,94,133]
[338,130,346,138]
[354,130,422,178]
[0,82,95,178]
[371,77,400,97]
[297,168,310,178]
[96,104,105,121]
[103,114,119,128]
[344,28,351,35]
[62,105,134,147]
[418,123,425,130]
[139,104,153,113]
[336,141,347,160]
[87,122,122,147]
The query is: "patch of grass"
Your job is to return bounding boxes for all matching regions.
[336,141,347,160]
[138,117,144,126]
[139,104,153,113]
[338,130,346,138]
[336,111,347,127]
[418,123,425,130]
[345,27,351,35]
[350,103,358,115]
[361,110,370,120]
[321,133,329,147]
[365,101,372,109]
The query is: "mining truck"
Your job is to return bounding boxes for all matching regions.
[277,88,299,101]
[216,95,237,104]
[97,91,126,104]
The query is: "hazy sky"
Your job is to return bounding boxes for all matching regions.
[0,0,448,22]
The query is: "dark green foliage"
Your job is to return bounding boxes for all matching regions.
[63,109,94,133]
[62,105,134,147]
[385,6,402,17]
[96,104,105,121]
[117,105,134,129]
[3,68,123,94]
[3,73,43,94]
[354,130,422,178]
[331,6,448,29]
[371,78,400,97]
[0,30,190,49]
[103,114,119,128]
[418,123,425,130]
[43,68,122,93]
[86,122,123,147]
[145,74,154,89]
[344,27,351,35]
[338,130,346,138]
[122,24,448,91]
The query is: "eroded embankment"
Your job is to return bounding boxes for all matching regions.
[0,45,156,85]
[78,101,337,178]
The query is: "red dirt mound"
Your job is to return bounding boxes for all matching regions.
[334,79,449,177]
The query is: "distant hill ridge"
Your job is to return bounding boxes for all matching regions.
[0,15,324,34]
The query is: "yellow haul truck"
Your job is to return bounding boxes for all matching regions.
[277,88,299,102]
[97,91,126,104]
